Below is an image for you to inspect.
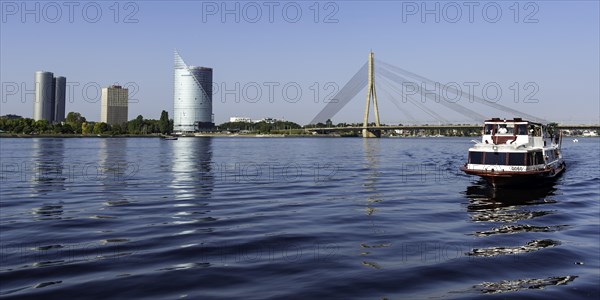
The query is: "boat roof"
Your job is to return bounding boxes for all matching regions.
[484,118,543,126]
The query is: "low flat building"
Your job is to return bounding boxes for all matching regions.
[229,117,253,123]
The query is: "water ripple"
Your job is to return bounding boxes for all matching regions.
[0,137,597,299]
[473,275,577,294]
[467,239,561,257]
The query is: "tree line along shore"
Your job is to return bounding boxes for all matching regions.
[1,112,524,137]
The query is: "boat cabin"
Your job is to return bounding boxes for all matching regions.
[467,118,561,168]
[481,118,556,148]
[461,118,566,187]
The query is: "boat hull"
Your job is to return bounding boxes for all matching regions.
[460,162,565,188]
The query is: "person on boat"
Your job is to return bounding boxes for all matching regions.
[498,125,508,134]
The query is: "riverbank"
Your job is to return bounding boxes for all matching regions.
[0,133,331,138]
[0,133,471,138]
[3,132,597,139]
[0,133,161,138]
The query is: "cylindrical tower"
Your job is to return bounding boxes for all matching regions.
[173,51,214,132]
[189,66,213,127]
[49,77,56,122]
[54,76,66,122]
[33,71,54,121]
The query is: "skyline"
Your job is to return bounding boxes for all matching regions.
[1,1,599,125]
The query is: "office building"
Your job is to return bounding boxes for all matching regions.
[101,85,128,125]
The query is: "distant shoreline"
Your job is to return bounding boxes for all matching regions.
[0,133,160,138]
[0,133,336,138]
[1,133,597,139]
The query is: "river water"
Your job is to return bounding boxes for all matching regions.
[0,137,598,299]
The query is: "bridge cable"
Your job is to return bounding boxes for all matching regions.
[378,74,449,123]
[378,65,487,122]
[309,62,368,124]
[377,60,546,123]
[376,77,418,124]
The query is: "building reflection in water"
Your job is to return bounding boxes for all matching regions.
[170,138,213,200]
[463,181,566,257]
[359,139,389,269]
[169,138,214,234]
[98,138,132,206]
[30,138,66,220]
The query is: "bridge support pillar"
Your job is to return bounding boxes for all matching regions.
[363,51,381,138]
[362,129,381,138]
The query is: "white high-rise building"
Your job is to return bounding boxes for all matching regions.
[173,51,213,132]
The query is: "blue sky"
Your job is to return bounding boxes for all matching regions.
[1,1,598,124]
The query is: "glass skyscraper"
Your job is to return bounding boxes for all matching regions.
[33,71,65,123]
[173,51,213,132]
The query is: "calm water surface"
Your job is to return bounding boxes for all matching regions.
[0,137,598,299]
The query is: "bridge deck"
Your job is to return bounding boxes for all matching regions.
[306,125,600,131]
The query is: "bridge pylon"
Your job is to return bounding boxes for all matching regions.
[363,51,381,138]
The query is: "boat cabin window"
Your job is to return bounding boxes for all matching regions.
[484,152,507,165]
[469,151,528,166]
[508,153,526,165]
[530,125,542,136]
[527,151,544,165]
[484,124,494,134]
[469,151,484,164]
[516,124,527,135]
[497,124,514,135]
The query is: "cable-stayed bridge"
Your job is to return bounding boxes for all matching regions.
[308,52,598,137]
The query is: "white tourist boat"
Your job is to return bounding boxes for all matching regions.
[461,118,566,188]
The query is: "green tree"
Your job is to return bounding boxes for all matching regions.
[93,123,101,134]
[82,122,90,135]
[51,123,63,134]
[66,112,86,134]
[93,122,110,134]
[159,110,170,134]
[128,115,144,134]
[12,124,23,133]
[60,123,74,134]
[112,123,123,135]
[34,120,49,133]
[66,112,86,123]
[22,125,32,134]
